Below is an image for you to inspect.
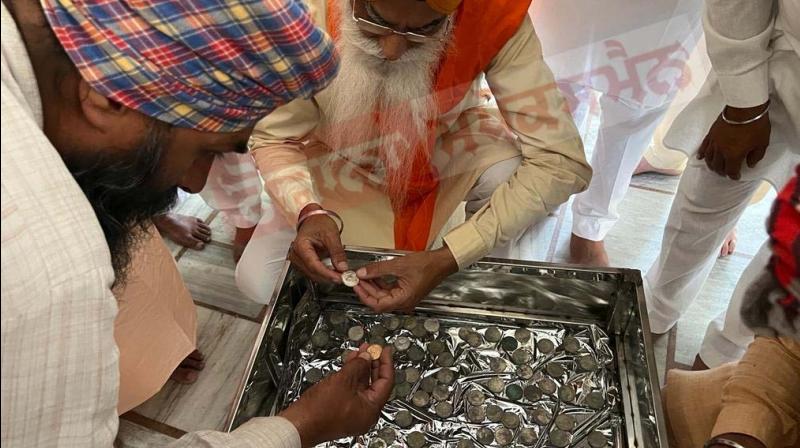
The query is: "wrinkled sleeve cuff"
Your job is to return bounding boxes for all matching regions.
[442,221,489,269]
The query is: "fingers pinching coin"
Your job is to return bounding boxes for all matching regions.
[367,344,383,360]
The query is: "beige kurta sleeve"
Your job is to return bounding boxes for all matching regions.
[249,97,323,225]
[711,336,800,448]
[705,0,777,108]
[169,416,300,448]
[443,16,591,267]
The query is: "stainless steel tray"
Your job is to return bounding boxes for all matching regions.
[225,247,667,447]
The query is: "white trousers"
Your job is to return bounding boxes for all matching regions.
[644,157,765,336]
[698,242,769,367]
[236,156,528,304]
[570,90,673,241]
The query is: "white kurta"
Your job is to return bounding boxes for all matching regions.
[645,0,800,365]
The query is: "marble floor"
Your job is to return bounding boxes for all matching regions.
[117,167,775,446]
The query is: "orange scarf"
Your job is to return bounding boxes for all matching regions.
[327,0,531,250]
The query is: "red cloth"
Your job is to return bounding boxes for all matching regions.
[327,0,532,250]
[768,165,800,314]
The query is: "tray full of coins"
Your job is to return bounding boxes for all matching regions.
[226,247,668,447]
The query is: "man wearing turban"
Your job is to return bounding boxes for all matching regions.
[236,0,592,310]
[1,0,394,446]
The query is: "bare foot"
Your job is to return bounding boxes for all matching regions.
[691,354,709,371]
[568,234,610,267]
[719,227,737,258]
[170,349,206,384]
[233,226,256,263]
[153,213,211,250]
[633,158,683,177]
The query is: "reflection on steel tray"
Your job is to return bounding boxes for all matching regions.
[226,247,667,447]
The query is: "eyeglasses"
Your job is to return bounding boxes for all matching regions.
[351,0,452,44]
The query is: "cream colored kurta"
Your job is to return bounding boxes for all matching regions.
[1,5,300,446]
[250,7,591,268]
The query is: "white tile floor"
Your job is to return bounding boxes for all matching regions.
[118,166,776,446]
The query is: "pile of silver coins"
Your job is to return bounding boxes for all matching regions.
[291,306,619,447]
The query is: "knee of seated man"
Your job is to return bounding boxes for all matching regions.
[467,156,522,208]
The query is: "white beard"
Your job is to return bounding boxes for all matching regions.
[316,0,448,200]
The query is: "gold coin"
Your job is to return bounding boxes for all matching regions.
[367,344,383,360]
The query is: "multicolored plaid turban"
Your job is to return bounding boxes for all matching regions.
[41,0,340,132]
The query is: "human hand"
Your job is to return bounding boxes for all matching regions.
[698,103,771,180]
[279,344,394,447]
[353,247,458,313]
[289,204,348,284]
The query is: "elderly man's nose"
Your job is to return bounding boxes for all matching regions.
[380,34,408,61]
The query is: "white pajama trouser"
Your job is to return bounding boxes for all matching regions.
[567,86,674,241]
[643,157,765,348]
[235,156,527,304]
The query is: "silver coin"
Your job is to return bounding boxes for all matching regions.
[585,391,606,410]
[501,412,520,429]
[558,385,576,403]
[485,326,503,342]
[423,318,440,333]
[420,376,437,393]
[383,316,401,331]
[378,427,397,445]
[495,427,514,446]
[500,336,518,352]
[511,348,532,365]
[311,331,329,348]
[476,427,494,445]
[434,401,453,418]
[467,405,486,423]
[466,389,486,406]
[408,345,425,362]
[403,316,419,331]
[562,336,581,354]
[456,440,475,448]
[519,427,538,446]
[306,368,323,384]
[435,368,456,385]
[368,335,386,347]
[505,383,523,401]
[428,340,446,356]
[555,413,577,431]
[487,377,505,394]
[328,310,347,326]
[433,384,450,402]
[394,369,406,384]
[523,384,542,402]
[587,431,609,448]
[394,382,411,398]
[486,404,504,423]
[536,338,555,354]
[371,324,388,339]
[489,357,507,373]
[411,325,428,339]
[412,390,430,408]
[465,332,483,348]
[395,410,414,428]
[546,362,565,378]
[549,429,572,448]
[532,407,552,425]
[436,352,454,367]
[394,336,411,352]
[407,431,427,448]
[458,327,473,341]
[348,325,365,342]
[368,438,386,448]
[538,377,557,395]
[404,367,421,383]
[517,365,534,380]
[515,328,532,343]
[578,354,598,371]
[341,270,359,287]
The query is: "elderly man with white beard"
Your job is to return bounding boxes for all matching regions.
[235,0,592,309]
